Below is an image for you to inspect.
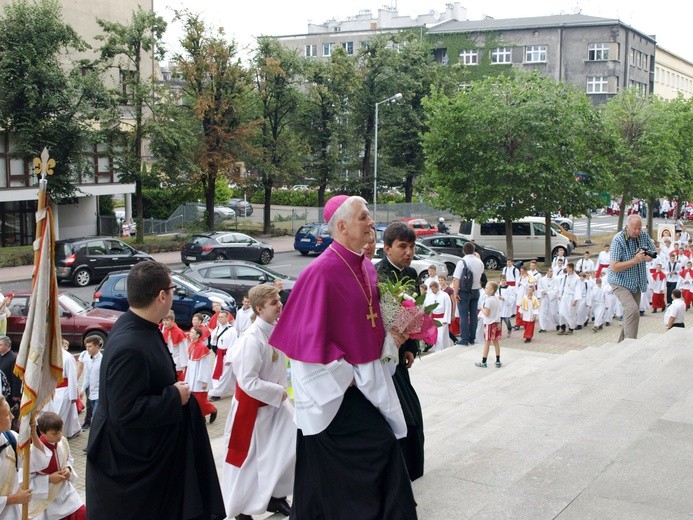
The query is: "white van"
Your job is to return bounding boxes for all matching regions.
[458,217,573,261]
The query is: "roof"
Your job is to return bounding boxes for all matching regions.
[428,13,655,43]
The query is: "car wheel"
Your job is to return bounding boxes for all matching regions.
[85,330,108,349]
[417,270,428,285]
[198,309,213,325]
[214,254,225,261]
[484,256,501,271]
[72,267,92,287]
[445,262,456,276]
[259,250,272,265]
[299,251,309,256]
[551,247,564,260]
[560,222,571,231]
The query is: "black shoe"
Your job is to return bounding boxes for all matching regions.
[267,497,291,516]
[524,338,531,343]
[455,340,469,346]
[81,424,90,432]
[209,396,220,402]
[639,310,645,316]
[513,326,521,330]
[236,515,253,520]
[576,325,582,330]
[209,411,218,424]
[469,340,475,345]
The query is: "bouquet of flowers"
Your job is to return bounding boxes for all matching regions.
[378,278,439,362]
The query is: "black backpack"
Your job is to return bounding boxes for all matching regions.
[459,259,474,292]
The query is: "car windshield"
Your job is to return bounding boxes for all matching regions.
[297,225,317,236]
[415,243,437,256]
[173,272,208,292]
[257,265,292,280]
[190,235,214,245]
[59,293,90,314]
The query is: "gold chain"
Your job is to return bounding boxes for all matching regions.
[329,245,378,327]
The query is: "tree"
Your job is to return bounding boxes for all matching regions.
[252,37,304,234]
[299,47,358,212]
[95,7,167,242]
[422,71,605,260]
[174,12,257,231]
[0,0,111,200]
[602,89,680,234]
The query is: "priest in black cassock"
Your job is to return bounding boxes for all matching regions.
[86,261,225,520]
[376,221,425,481]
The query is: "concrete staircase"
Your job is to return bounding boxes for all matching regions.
[410,329,693,519]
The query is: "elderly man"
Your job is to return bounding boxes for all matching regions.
[86,261,224,520]
[271,195,417,519]
[609,214,656,342]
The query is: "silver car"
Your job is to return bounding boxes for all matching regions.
[372,243,448,285]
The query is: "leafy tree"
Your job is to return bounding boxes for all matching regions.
[0,0,111,200]
[602,89,680,233]
[422,71,605,259]
[299,47,358,212]
[252,37,304,234]
[174,11,257,231]
[95,7,167,242]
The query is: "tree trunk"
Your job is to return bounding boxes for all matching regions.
[617,198,627,232]
[404,173,414,204]
[205,166,217,231]
[544,213,552,269]
[647,197,655,238]
[263,183,272,235]
[504,218,514,260]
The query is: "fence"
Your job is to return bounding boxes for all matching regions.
[98,201,457,238]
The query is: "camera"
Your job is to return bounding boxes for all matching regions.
[637,248,657,259]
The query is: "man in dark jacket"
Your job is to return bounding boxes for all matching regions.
[376,222,425,480]
[86,261,224,520]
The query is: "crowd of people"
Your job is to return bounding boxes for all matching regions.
[1,202,690,520]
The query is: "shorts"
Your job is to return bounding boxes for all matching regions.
[484,322,502,341]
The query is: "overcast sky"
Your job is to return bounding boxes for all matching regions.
[154,0,692,62]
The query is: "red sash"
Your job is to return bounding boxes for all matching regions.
[226,384,268,467]
[432,312,445,319]
[212,349,226,380]
[596,263,609,277]
[56,378,68,389]
[507,281,516,286]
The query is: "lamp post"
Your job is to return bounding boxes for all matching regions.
[373,92,403,224]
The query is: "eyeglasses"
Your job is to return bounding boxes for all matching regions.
[162,285,176,293]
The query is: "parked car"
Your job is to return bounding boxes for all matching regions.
[181,232,274,266]
[6,291,123,348]
[179,260,296,304]
[92,271,236,328]
[418,234,508,271]
[457,217,573,261]
[55,236,153,287]
[414,241,463,276]
[399,218,438,237]
[227,198,253,217]
[551,222,579,248]
[371,243,448,284]
[169,203,236,225]
[294,223,333,256]
[292,184,310,191]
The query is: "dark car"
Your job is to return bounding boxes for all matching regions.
[180,232,274,266]
[6,291,123,348]
[55,236,153,287]
[92,271,237,328]
[227,198,254,217]
[179,260,296,304]
[418,234,507,270]
[294,223,333,256]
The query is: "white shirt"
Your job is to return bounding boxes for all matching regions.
[482,295,501,324]
[453,254,485,290]
[81,351,102,401]
[576,258,596,273]
[235,307,254,335]
[664,298,685,326]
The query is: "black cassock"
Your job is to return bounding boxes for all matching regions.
[376,259,426,481]
[86,311,224,520]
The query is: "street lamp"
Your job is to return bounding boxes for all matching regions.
[373,92,403,224]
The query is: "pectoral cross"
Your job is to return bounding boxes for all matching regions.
[366,305,378,328]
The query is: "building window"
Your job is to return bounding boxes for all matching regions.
[586,76,608,94]
[459,49,478,65]
[341,41,354,55]
[587,43,609,61]
[525,45,547,63]
[305,45,317,58]
[490,47,512,64]
[322,43,335,57]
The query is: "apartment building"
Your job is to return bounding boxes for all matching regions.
[0,0,154,246]
[654,47,693,100]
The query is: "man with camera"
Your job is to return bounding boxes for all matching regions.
[608,214,656,342]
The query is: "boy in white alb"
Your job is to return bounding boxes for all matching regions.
[209,310,238,401]
[234,296,254,336]
[160,311,188,381]
[664,289,686,330]
[43,340,80,439]
[537,267,558,333]
[423,280,452,352]
[590,277,608,331]
[497,276,516,337]
[476,282,502,368]
[557,263,583,335]
[222,284,295,520]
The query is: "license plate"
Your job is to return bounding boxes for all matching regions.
[301,238,311,242]
[185,256,196,261]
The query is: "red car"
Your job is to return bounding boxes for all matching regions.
[6,291,123,348]
[399,218,438,237]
